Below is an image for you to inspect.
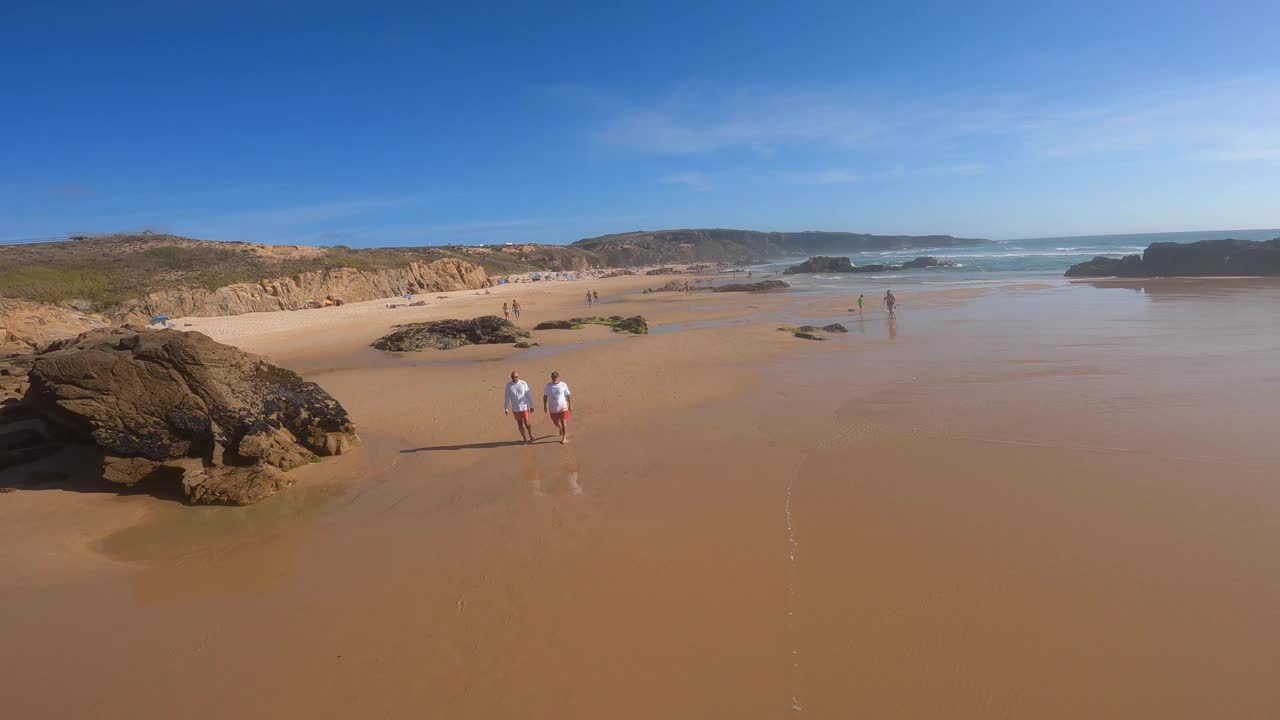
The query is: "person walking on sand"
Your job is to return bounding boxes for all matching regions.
[504,370,536,444]
[884,290,897,318]
[592,289,599,304]
[512,299,522,320]
[586,290,594,307]
[503,302,510,321]
[543,371,572,444]
[857,294,864,314]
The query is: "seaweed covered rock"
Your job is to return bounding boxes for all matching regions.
[899,256,958,269]
[784,256,856,274]
[534,316,648,335]
[372,316,529,351]
[713,280,790,293]
[25,328,360,504]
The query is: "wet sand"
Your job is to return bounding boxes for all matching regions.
[3,275,1280,718]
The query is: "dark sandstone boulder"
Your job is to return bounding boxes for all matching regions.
[899,256,958,269]
[1064,255,1145,277]
[713,280,790,293]
[1065,238,1280,278]
[794,332,825,341]
[1142,238,1280,276]
[25,328,360,504]
[534,316,648,334]
[821,323,848,333]
[646,267,679,276]
[784,256,856,274]
[371,316,529,351]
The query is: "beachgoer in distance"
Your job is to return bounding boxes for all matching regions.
[592,289,599,304]
[543,371,572,444]
[884,290,897,318]
[504,370,536,444]
[503,302,510,320]
[857,294,864,313]
[512,299,522,320]
[586,290,593,306]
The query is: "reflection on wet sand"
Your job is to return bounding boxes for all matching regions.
[524,444,584,497]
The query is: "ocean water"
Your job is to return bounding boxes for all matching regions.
[755,229,1280,286]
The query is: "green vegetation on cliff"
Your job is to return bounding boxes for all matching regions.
[0,234,601,308]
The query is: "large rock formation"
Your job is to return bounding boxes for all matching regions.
[533,316,648,334]
[371,316,529,351]
[899,256,958,269]
[0,298,109,357]
[1066,238,1280,278]
[784,255,957,274]
[23,328,359,504]
[713,280,790,293]
[784,256,856,274]
[108,258,489,324]
[1064,255,1146,278]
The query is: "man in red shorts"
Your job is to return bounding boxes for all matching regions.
[504,370,535,444]
[543,370,572,444]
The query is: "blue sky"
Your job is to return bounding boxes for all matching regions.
[2,0,1278,245]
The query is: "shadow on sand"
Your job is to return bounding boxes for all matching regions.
[400,436,558,453]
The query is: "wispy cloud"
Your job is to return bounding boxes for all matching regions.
[658,171,715,191]
[780,168,861,185]
[594,77,1280,167]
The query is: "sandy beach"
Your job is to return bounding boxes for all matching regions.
[4,274,1280,718]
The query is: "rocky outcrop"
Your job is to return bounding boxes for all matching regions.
[1065,238,1280,278]
[0,298,109,357]
[899,256,958,269]
[784,256,856,274]
[533,316,648,334]
[1064,255,1146,278]
[643,280,688,293]
[713,280,790,293]
[786,323,847,341]
[646,267,679,276]
[785,255,958,274]
[22,328,359,504]
[107,258,489,324]
[371,316,528,351]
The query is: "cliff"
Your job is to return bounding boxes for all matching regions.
[0,298,109,357]
[107,258,488,324]
[572,229,990,266]
[1065,238,1280,278]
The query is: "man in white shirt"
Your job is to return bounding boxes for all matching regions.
[542,370,572,444]
[503,370,535,444]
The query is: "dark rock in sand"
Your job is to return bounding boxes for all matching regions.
[1143,238,1280,276]
[645,280,687,293]
[513,341,540,348]
[534,316,648,335]
[1065,238,1280,277]
[372,316,529,351]
[794,332,825,341]
[24,327,360,504]
[1064,254,1146,278]
[821,323,848,333]
[785,256,856,274]
[899,256,958,269]
[713,280,790,293]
